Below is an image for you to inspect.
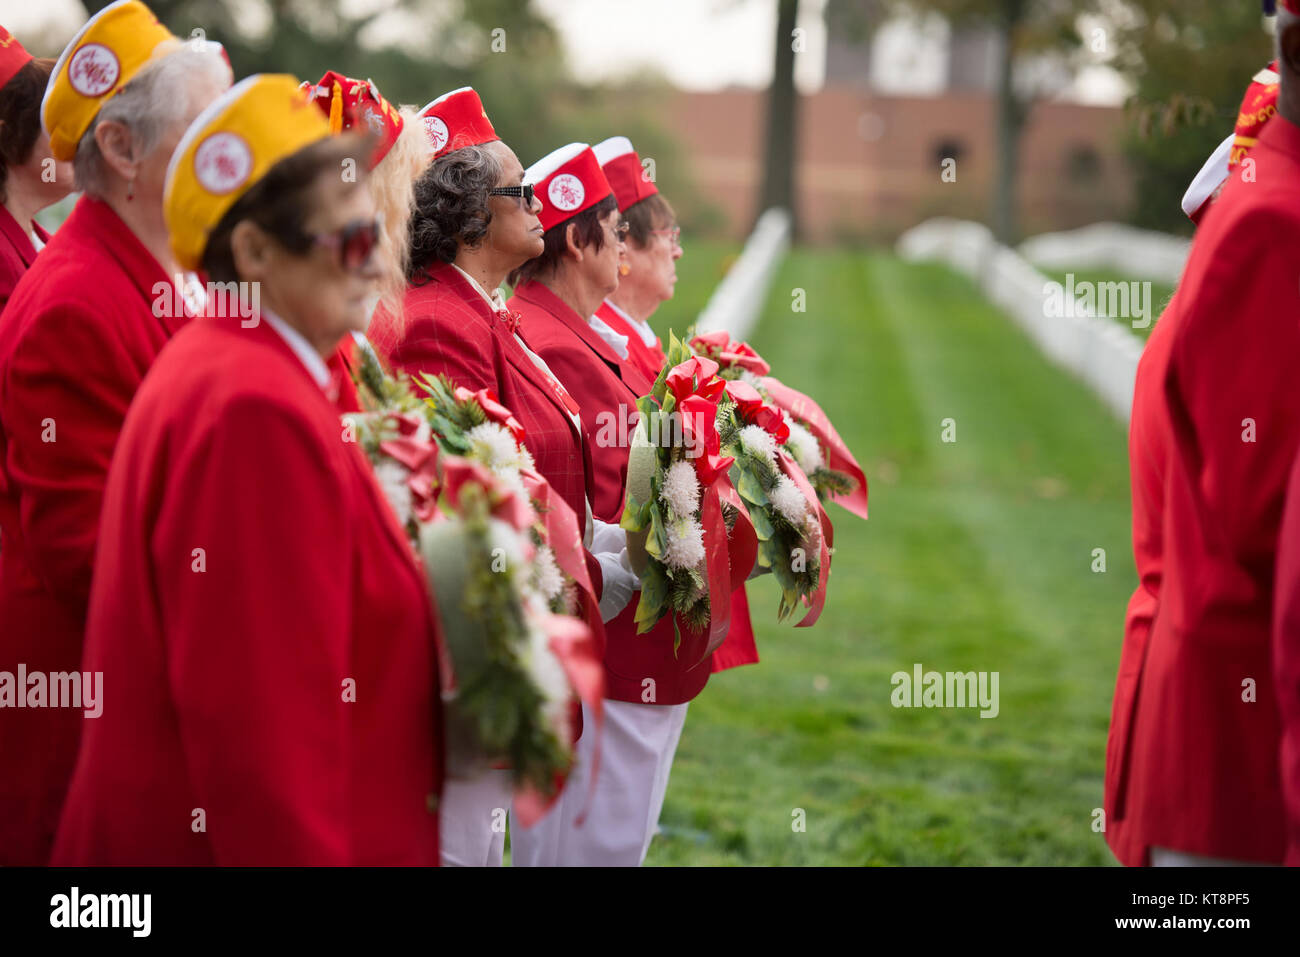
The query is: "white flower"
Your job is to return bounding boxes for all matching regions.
[374,458,413,529]
[496,465,531,503]
[466,422,526,471]
[738,368,763,390]
[486,517,528,581]
[783,417,822,476]
[659,460,700,518]
[738,424,778,467]
[770,475,809,528]
[663,515,706,570]
[532,544,565,602]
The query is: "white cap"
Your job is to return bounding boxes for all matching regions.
[592,135,635,166]
[525,142,589,182]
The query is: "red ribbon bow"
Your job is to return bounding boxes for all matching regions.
[665,355,725,406]
[497,309,524,335]
[440,457,535,531]
[377,412,442,524]
[723,379,790,444]
[690,331,772,376]
[453,385,527,445]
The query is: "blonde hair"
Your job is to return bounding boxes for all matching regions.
[368,106,433,319]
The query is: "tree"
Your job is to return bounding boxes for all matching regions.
[758,0,801,235]
[883,0,1098,243]
[1103,2,1273,235]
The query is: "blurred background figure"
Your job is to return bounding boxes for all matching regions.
[0,0,230,865]
[0,25,72,308]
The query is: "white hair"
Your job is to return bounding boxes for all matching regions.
[73,46,231,198]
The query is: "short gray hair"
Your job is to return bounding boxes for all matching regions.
[73,46,230,198]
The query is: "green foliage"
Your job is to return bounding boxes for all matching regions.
[1108,2,1274,235]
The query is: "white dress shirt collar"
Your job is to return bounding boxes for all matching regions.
[451,263,507,312]
[602,297,659,348]
[261,307,331,390]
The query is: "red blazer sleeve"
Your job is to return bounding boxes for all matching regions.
[6,301,138,614]
[1274,451,1300,864]
[1164,206,1300,577]
[154,394,353,865]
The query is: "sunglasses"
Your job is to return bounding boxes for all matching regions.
[306,214,384,271]
[488,183,535,206]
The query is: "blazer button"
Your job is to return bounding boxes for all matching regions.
[426,792,440,814]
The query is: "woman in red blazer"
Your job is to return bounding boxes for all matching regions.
[367,88,635,866]
[0,33,72,309]
[590,135,759,677]
[54,74,446,866]
[0,4,231,865]
[506,143,721,866]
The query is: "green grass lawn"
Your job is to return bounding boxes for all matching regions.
[1042,268,1177,342]
[643,249,1133,866]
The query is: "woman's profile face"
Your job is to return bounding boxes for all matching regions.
[623,218,681,310]
[585,206,625,301]
[256,172,383,350]
[482,139,543,267]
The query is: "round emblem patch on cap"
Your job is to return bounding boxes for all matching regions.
[67,43,120,98]
[548,173,585,212]
[423,115,449,152]
[193,132,253,196]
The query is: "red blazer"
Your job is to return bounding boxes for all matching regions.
[1112,115,1300,866]
[511,279,719,703]
[52,315,445,865]
[595,298,665,386]
[0,205,50,311]
[1274,452,1300,865]
[1104,299,1178,863]
[369,263,593,527]
[0,196,189,865]
[512,280,652,523]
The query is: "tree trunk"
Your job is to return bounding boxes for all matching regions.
[992,0,1025,244]
[759,0,800,237]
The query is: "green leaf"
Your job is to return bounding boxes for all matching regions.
[737,467,770,507]
[748,505,775,541]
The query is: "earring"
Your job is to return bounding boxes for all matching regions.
[126,177,136,202]
[618,263,630,277]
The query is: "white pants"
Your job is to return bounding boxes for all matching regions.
[439,768,512,867]
[510,700,689,866]
[1150,846,1272,867]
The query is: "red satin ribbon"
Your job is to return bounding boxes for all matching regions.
[776,450,833,627]
[690,330,772,376]
[453,385,527,445]
[762,376,869,521]
[376,412,442,523]
[723,379,790,444]
[440,456,534,531]
[718,475,759,592]
[519,468,604,655]
[677,393,735,488]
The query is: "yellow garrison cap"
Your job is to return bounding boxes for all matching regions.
[42,0,181,162]
[164,74,333,271]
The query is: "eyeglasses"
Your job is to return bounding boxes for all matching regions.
[488,183,535,206]
[307,214,384,271]
[612,220,630,242]
[650,226,681,246]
